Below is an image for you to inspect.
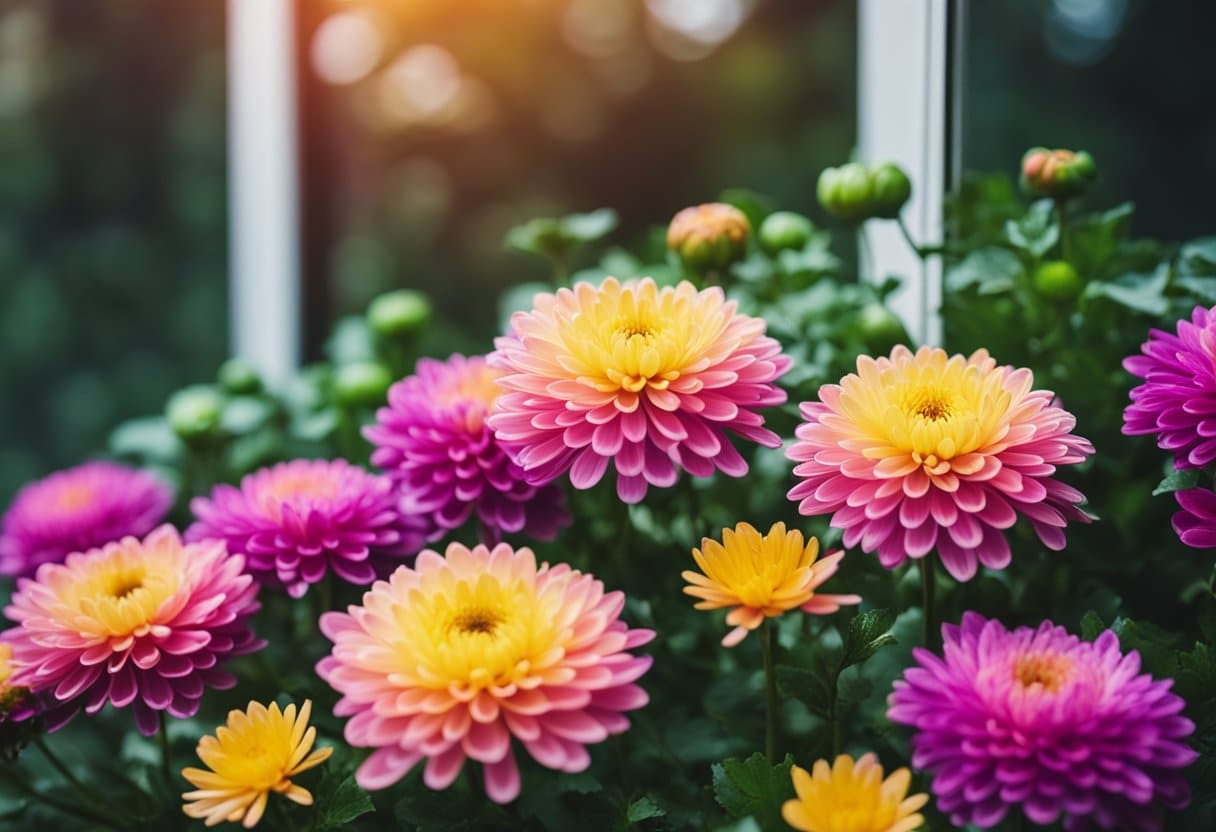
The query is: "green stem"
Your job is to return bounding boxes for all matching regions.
[1055,199,1071,263]
[761,620,778,762]
[33,738,107,806]
[827,667,841,757]
[159,711,174,789]
[895,215,926,260]
[0,766,124,830]
[920,558,936,649]
[858,224,878,279]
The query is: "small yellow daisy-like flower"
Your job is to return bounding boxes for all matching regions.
[682,522,860,646]
[782,753,929,832]
[182,700,333,828]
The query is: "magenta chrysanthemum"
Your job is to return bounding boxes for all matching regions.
[889,613,1197,831]
[1171,487,1216,550]
[787,346,1094,581]
[365,354,570,544]
[487,277,791,503]
[316,541,654,803]
[187,459,423,598]
[3,526,262,736]
[0,461,172,578]
[1123,305,1216,468]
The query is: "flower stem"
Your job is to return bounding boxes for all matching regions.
[920,558,936,649]
[33,737,107,806]
[159,710,174,788]
[0,766,124,831]
[761,619,778,762]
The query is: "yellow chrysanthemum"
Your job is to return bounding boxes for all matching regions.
[782,753,929,832]
[682,522,860,647]
[182,700,333,828]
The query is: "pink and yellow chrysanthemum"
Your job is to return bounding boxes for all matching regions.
[317,541,654,803]
[787,345,1094,581]
[782,753,929,832]
[4,526,262,735]
[682,522,860,646]
[182,699,332,828]
[487,277,791,503]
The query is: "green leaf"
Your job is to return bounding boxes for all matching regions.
[1153,468,1201,496]
[313,773,374,831]
[836,671,874,705]
[1175,642,1216,703]
[109,416,183,463]
[1080,610,1107,641]
[712,753,794,830]
[219,396,276,435]
[775,665,832,717]
[1083,266,1170,316]
[1005,200,1059,259]
[325,316,378,364]
[1176,276,1216,304]
[841,608,897,669]
[945,246,1024,294]
[563,208,618,242]
[1065,202,1134,278]
[626,796,666,822]
[505,209,618,260]
[1180,237,1216,276]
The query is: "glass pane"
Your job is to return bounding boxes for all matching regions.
[300,0,857,350]
[0,2,228,498]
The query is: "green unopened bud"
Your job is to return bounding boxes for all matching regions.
[758,211,815,255]
[166,385,225,441]
[869,162,912,219]
[333,361,393,408]
[817,162,874,222]
[1020,147,1097,200]
[1032,260,1083,301]
[368,289,432,340]
[217,358,262,395]
[666,202,751,272]
[856,304,910,352]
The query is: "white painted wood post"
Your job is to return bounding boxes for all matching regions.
[227,0,301,385]
[858,0,963,347]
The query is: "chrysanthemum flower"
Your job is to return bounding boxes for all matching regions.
[317,541,654,803]
[1124,305,1216,468]
[1172,487,1216,549]
[182,699,333,829]
[888,613,1196,831]
[782,753,928,832]
[787,345,1094,581]
[0,461,172,577]
[365,354,570,544]
[3,526,262,735]
[487,277,791,503]
[187,459,422,598]
[0,642,44,760]
[682,522,860,646]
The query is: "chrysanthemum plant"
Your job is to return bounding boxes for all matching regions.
[1,152,1214,832]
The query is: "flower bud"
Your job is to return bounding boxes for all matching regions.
[856,303,910,352]
[217,358,262,395]
[166,385,225,442]
[333,361,393,408]
[817,162,874,222]
[666,202,751,272]
[758,211,815,255]
[1020,147,1096,200]
[1032,260,1083,301]
[869,162,912,219]
[367,289,432,340]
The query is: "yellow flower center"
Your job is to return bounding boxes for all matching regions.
[843,347,1014,467]
[559,278,729,396]
[0,643,13,687]
[1013,652,1072,693]
[389,567,566,695]
[440,364,503,410]
[257,468,340,522]
[55,546,182,639]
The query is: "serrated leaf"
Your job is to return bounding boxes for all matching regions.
[1153,468,1201,496]
[1080,610,1107,641]
[1175,642,1216,703]
[562,208,618,242]
[1083,266,1170,316]
[841,609,897,669]
[945,246,1023,294]
[836,672,874,705]
[712,753,794,830]
[314,773,374,831]
[1005,200,1059,258]
[627,796,666,822]
[1180,237,1216,276]
[775,665,832,717]
[109,416,183,463]
[1175,276,1216,304]
[1065,202,1134,277]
